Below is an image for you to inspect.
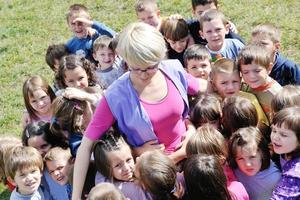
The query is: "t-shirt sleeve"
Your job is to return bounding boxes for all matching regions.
[186,72,200,95]
[85,97,115,140]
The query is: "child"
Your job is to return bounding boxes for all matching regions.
[0,136,22,192]
[135,0,162,29]
[161,17,194,66]
[93,130,150,200]
[183,44,212,79]
[87,183,126,200]
[184,154,232,200]
[134,150,183,200]
[5,146,46,200]
[55,54,103,107]
[238,44,282,120]
[45,43,69,72]
[188,0,244,45]
[44,147,73,199]
[270,107,300,199]
[210,58,269,127]
[22,75,56,128]
[92,35,124,89]
[190,93,222,130]
[199,9,244,61]
[228,127,281,200]
[186,125,249,200]
[65,4,115,62]
[50,96,91,157]
[251,23,300,86]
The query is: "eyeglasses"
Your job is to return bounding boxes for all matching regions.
[129,64,158,74]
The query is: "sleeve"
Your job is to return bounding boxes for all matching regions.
[289,61,300,84]
[85,97,115,140]
[92,21,116,37]
[186,72,200,95]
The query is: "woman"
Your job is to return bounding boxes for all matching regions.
[72,22,206,199]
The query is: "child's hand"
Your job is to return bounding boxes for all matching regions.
[87,27,96,37]
[168,14,184,20]
[63,87,89,101]
[73,17,93,27]
[132,140,165,157]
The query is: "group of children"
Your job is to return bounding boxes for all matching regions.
[1,0,300,199]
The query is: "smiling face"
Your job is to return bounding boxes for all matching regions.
[29,89,51,116]
[106,145,135,181]
[186,58,211,79]
[13,166,42,195]
[200,18,229,51]
[271,124,298,155]
[235,144,262,176]
[137,9,161,28]
[212,71,241,98]
[28,135,51,157]
[240,63,269,89]
[64,66,89,89]
[67,11,89,39]
[93,47,115,69]
[46,156,72,185]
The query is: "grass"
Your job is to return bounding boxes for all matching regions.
[0,0,299,198]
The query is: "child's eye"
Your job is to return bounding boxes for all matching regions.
[126,158,133,163]
[57,166,64,171]
[242,71,248,74]
[114,163,121,168]
[237,157,244,161]
[68,80,74,83]
[280,133,287,137]
[79,77,84,81]
[216,28,222,32]
[206,30,212,34]
[221,82,227,85]
[255,69,261,73]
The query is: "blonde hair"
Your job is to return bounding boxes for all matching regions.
[211,58,239,76]
[251,23,281,44]
[116,22,166,68]
[5,146,43,179]
[87,183,126,200]
[93,35,114,53]
[161,17,189,41]
[135,0,158,13]
[199,9,228,31]
[66,4,91,23]
[186,125,227,163]
[44,147,72,163]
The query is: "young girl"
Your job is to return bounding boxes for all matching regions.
[228,126,281,200]
[50,96,92,157]
[184,154,232,200]
[22,75,56,128]
[134,150,183,200]
[55,54,103,107]
[93,129,151,200]
[190,93,222,130]
[186,124,249,200]
[270,106,300,199]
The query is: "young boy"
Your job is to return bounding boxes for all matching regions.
[199,9,244,61]
[5,146,46,200]
[183,44,212,80]
[210,58,269,127]
[45,44,69,72]
[135,0,162,30]
[92,35,124,89]
[44,147,74,199]
[66,4,115,62]
[188,0,244,45]
[238,44,282,120]
[250,23,300,86]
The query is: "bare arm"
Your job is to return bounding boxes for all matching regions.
[72,136,94,200]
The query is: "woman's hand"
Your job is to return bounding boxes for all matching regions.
[132,140,165,157]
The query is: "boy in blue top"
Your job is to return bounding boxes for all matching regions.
[188,0,245,45]
[250,23,300,86]
[65,4,115,62]
[199,9,244,61]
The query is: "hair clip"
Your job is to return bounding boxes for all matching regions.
[25,129,30,138]
[170,184,177,194]
[51,117,57,124]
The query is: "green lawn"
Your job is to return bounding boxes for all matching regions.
[0,0,299,198]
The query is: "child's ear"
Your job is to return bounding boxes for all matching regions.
[7,176,16,186]
[267,62,274,74]
[92,52,97,61]
[225,23,230,34]
[199,30,205,39]
[274,41,281,50]
[156,9,161,17]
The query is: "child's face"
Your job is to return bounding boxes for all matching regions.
[200,18,229,51]
[137,9,161,28]
[106,145,135,181]
[93,47,115,69]
[28,135,51,157]
[212,72,241,98]
[46,156,72,185]
[271,124,298,155]
[235,144,262,176]
[186,58,211,80]
[29,89,51,115]
[13,166,42,195]
[68,12,89,39]
[240,63,269,89]
[193,3,217,19]
[166,36,189,53]
[64,66,89,89]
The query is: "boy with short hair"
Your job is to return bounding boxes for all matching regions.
[188,0,244,45]
[250,23,300,86]
[5,146,46,200]
[135,0,162,29]
[210,58,269,127]
[45,44,69,72]
[183,44,212,80]
[199,9,244,61]
[44,147,74,199]
[92,35,124,89]
[66,4,115,62]
[238,44,282,120]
